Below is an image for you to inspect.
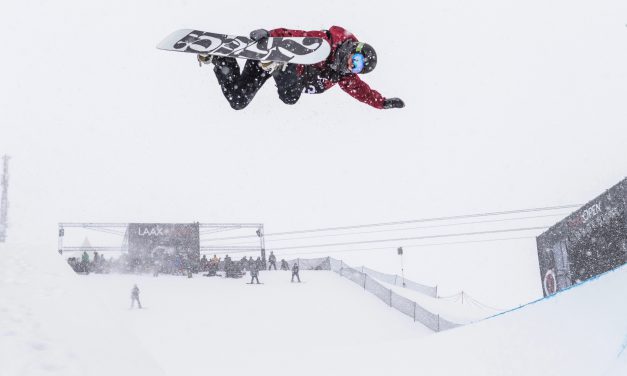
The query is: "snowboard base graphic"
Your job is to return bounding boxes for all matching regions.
[157,29,331,65]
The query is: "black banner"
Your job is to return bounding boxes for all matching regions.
[127,223,200,270]
[536,178,627,296]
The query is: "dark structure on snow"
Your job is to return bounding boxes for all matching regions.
[127,223,201,271]
[536,178,627,296]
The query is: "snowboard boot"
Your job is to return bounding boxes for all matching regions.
[197,54,214,66]
[259,61,286,74]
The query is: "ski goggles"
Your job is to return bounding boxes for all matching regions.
[350,53,365,74]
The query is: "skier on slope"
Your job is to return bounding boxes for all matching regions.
[130,284,142,309]
[291,262,301,283]
[197,26,405,110]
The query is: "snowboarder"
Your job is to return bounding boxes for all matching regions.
[249,260,261,284]
[291,262,301,283]
[268,251,277,270]
[130,284,142,309]
[197,26,404,110]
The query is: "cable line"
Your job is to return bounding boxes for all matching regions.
[204,204,578,242]
[263,226,546,251]
[203,235,536,256]
[206,212,566,247]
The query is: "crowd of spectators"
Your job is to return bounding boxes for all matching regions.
[66,250,291,278]
[67,251,113,274]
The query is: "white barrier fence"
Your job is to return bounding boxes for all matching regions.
[288,257,461,332]
[360,265,438,297]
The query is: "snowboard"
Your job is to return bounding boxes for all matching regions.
[157,29,331,65]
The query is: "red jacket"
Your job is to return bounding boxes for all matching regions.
[269,26,386,109]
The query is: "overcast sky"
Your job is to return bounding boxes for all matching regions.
[1,0,626,304]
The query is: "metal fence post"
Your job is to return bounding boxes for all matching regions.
[413,302,416,322]
[363,273,367,290]
[437,314,440,332]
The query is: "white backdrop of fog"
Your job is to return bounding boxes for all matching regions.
[1,0,626,306]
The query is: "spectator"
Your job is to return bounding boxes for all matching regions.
[240,256,248,271]
[249,260,261,284]
[81,251,90,274]
[280,259,289,270]
[268,251,277,270]
[153,259,160,277]
[291,262,301,283]
[210,254,220,266]
[67,257,80,272]
[224,254,233,278]
[93,252,99,269]
[200,255,209,272]
[130,284,142,309]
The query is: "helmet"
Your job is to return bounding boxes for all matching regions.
[355,42,377,74]
[331,41,378,74]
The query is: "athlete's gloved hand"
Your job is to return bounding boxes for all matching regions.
[383,97,405,109]
[250,29,270,42]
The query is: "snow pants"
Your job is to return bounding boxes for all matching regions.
[131,296,142,309]
[268,261,277,270]
[291,272,301,283]
[213,57,303,110]
[250,274,260,284]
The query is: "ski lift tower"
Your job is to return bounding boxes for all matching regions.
[0,155,9,243]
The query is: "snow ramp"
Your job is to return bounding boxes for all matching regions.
[2,242,625,376]
[308,263,627,375]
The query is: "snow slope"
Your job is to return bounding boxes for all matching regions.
[332,264,627,376]
[0,244,164,376]
[2,242,626,375]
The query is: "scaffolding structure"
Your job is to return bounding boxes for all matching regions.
[57,222,267,263]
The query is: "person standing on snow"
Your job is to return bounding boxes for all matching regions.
[291,262,301,283]
[197,26,405,110]
[224,254,233,278]
[249,260,261,284]
[280,259,289,270]
[268,251,277,270]
[130,284,142,309]
[81,251,90,274]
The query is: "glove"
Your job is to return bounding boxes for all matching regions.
[249,29,270,42]
[383,97,405,109]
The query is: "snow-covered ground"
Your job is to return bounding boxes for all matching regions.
[2,242,625,375]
